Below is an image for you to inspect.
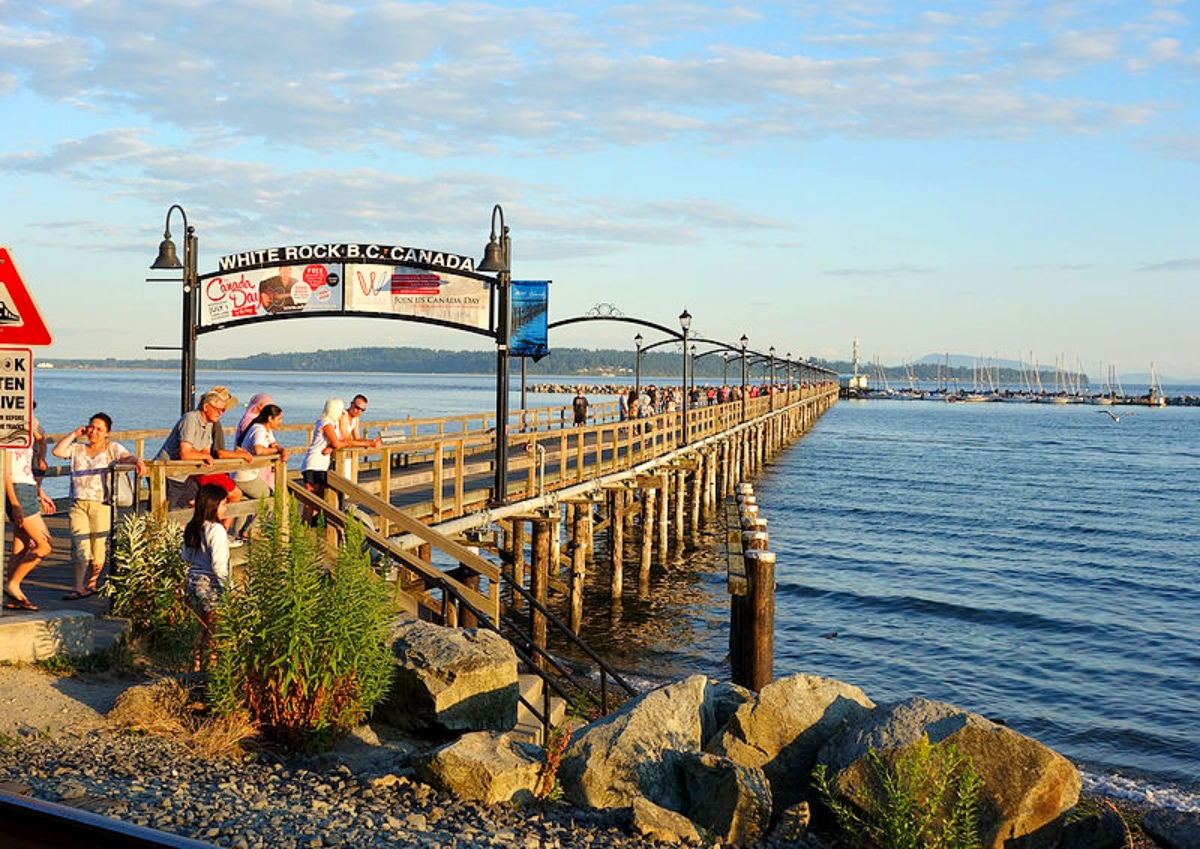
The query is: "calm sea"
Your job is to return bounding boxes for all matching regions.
[28,369,1200,810]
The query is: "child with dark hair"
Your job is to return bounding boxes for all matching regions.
[183,483,232,667]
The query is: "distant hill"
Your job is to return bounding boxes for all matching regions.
[47,346,1163,385]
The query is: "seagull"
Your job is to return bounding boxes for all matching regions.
[1098,409,1135,422]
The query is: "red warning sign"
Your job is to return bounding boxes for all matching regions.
[0,247,53,346]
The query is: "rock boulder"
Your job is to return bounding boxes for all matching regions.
[416,731,543,805]
[706,671,874,811]
[376,620,518,733]
[819,697,1081,849]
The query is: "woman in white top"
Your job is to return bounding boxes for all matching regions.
[302,398,354,523]
[234,403,288,499]
[51,412,147,599]
[183,482,232,668]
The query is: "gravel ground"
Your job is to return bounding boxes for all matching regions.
[0,667,1173,849]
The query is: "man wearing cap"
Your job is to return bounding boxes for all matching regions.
[155,390,246,510]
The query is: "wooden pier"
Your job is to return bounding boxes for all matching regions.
[16,382,838,717]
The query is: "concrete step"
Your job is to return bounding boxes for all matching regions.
[512,672,569,745]
[0,611,99,664]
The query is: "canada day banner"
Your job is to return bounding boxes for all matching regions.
[197,243,492,334]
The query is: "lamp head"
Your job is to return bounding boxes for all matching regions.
[478,237,507,273]
[679,309,692,333]
[635,332,643,349]
[770,346,776,357]
[151,236,183,270]
[740,334,748,350]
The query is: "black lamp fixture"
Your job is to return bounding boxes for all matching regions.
[149,204,197,415]
[480,204,512,505]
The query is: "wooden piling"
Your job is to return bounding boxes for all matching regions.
[657,474,669,558]
[609,488,624,599]
[530,516,553,669]
[674,468,686,543]
[569,504,588,633]
[744,549,775,691]
[639,489,656,597]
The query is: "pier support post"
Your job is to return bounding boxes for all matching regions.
[530,516,553,670]
[674,468,686,543]
[657,474,669,559]
[744,549,775,692]
[639,489,656,597]
[569,505,587,634]
[609,489,624,599]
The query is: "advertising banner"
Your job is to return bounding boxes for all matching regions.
[344,263,491,332]
[510,280,550,359]
[199,263,344,327]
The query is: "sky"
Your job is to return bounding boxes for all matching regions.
[1,0,1198,381]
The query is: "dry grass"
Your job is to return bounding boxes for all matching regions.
[108,677,258,759]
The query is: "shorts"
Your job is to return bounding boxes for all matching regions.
[194,474,237,495]
[7,482,42,522]
[166,477,199,510]
[185,573,223,617]
[302,469,328,490]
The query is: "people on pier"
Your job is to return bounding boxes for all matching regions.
[51,413,146,599]
[572,388,589,426]
[3,442,56,611]
[183,483,232,669]
[304,397,376,522]
[155,389,244,511]
[234,392,276,445]
[234,403,288,506]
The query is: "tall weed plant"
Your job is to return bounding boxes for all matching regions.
[207,505,395,751]
[103,513,199,666]
[813,734,983,849]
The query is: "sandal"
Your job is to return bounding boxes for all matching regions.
[4,593,39,611]
[62,590,97,600]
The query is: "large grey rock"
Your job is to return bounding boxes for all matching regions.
[416,731,543,805]
[706,671,874,811]
[631,797,702,845]
[376,620,518,733]
[559,675,711,811]
[1057,804,1130,849]
[677,751,772,846]
[1143,809,1200,849]
[819,697,1081,849]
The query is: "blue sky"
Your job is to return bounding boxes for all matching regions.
[2,0,1197,379]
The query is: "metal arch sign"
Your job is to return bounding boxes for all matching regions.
[0,247,53,346]
[197,242,494,335]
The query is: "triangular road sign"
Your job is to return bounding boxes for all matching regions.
[0,247,53,346]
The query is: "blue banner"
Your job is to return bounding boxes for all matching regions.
[510,280,550,360]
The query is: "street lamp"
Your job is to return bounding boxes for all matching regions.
[723,352,730,388]
[479,204,511,505]
[634,332,644,397]
[679,309,691,445]
[740,334,748,422]
[690,344,697,395]
[769,346,776,411]
[786,352,792,404]
[150,205,198,415]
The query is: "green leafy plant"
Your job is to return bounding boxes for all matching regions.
[207,504,395,752]
[812,734,983,849]
[534,724,573,805]
[102,514,199,666]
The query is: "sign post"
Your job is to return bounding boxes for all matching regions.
[0,247,53,617]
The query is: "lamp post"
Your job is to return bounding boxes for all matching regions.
[150,205,198,415]
[690,344,697,395]
[634,332,644,398]
[740,334,748,422]
[679,309,691,445]
[723,352,730,387]
[786,353,792,404]
[479,204,512,505]
[768,346,776,411]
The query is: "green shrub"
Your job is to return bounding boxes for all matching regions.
[207,505,396,752]
[812,734,983,849]
[102,514,199,666]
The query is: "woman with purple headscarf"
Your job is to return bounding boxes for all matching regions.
[235,393,275,445]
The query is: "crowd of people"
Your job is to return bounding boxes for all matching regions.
[2,386,380,650]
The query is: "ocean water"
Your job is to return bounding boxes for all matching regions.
[27,369,1200,809]
[760,398,1200,809]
